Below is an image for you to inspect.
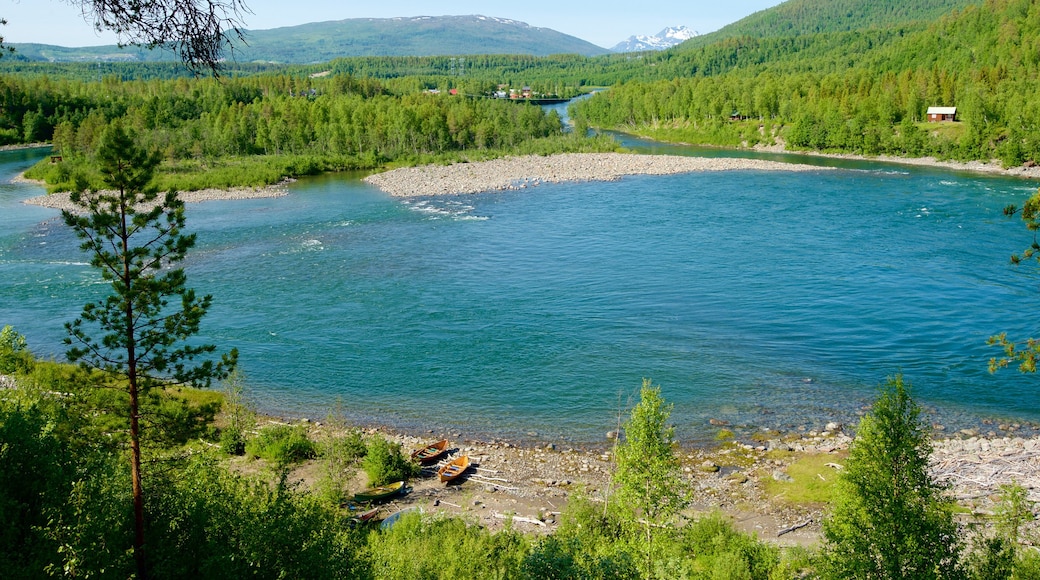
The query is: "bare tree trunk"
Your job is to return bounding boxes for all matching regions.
[121,192,147,580]
[130,376,146,580]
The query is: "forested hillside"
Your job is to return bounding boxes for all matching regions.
[683,0,982,50]
[574,0,1040,165]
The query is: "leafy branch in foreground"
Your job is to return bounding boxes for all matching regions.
[991,188,1040,373]
[70,0,249,75]
[62,122,236,578]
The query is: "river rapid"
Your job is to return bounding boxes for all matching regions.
[2,144,1039,445]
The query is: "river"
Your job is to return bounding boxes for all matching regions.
[2,144,1038,444]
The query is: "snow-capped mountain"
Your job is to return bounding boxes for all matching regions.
[610,26,698,52]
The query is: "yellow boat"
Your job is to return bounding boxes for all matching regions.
[437,455,470,483]
[353,480,405,502]
[411,439,449,464]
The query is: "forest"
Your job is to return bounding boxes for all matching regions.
[3,72,614,192]
[572,0,1040,165]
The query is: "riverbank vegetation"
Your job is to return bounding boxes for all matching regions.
[4,72,614,193]
[3,330,1039,578]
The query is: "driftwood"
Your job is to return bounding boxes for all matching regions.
[494,513,546,526]
[469,476,520,491]
[825,462,844,470]
[777,519,812,537]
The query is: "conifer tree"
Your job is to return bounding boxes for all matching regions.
[821,375,963,579]
[62,122,236,579]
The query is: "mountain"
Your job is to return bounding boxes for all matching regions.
[610,26,698,52]
[9,15,609,64]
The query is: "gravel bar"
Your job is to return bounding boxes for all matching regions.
[21,184,289,213]
[364,152,832,197]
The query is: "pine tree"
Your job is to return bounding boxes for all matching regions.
[62,122,236,579]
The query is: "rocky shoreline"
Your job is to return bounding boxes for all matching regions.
[268,416,1040,546]
[363,152,832,197]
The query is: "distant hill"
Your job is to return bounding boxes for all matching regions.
[682,0,982,50]
[611,26,698,52]
[9,15,609,63]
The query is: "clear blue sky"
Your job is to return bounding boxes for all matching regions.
[4,0,785,48]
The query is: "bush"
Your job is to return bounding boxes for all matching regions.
[678,514,781,579]
[522,495,640,579]
[367,511,528,579]
[148,456,365,579]
[0,326,33,375]
[313,428,367,504]
[220,426,246,456]
[361,435,420,486]
[245,424,315,467]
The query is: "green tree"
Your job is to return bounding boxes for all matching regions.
[612,379,686,579]
[821,375,963,579]
[61,122,235,578]
[991,186,1040,373]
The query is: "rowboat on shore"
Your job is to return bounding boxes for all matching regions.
[411,439,449,464]
[353,480,405,502]
[349,507,380,525]
[438,455,471,483]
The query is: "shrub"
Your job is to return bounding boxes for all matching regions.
[0,326,33,375]
[361,435,419,486]
[220,426,245,456]
[218,370,252,456]
[522,495,639,579]
[245,424,315,467]
[367,511,528,579]
[678,514,780,579]
[147,456,365,579]
[313,428,367,504]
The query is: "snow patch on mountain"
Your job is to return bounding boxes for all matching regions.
[611,26,698,52]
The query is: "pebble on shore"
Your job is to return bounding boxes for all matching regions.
[363,152,832,197]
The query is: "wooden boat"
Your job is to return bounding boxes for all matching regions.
[348,507,380,525]
[438,455,471,483]
[356,507,380,522]
[353,480,405,502]
[411,439,449,464]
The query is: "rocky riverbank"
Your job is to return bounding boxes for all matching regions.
[363,152,832,197]
[269,418,1040,547]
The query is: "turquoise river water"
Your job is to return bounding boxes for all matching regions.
[2,143,1039,444]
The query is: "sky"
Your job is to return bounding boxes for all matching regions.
[2,0,785,49]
